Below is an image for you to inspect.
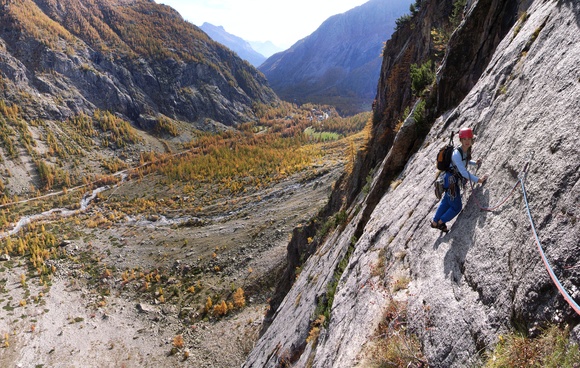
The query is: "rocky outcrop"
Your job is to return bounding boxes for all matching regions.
[259,0,414,115]
[0,0,277,130]
[245,0,580,366]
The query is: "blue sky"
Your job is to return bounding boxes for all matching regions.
[156,0,368,49]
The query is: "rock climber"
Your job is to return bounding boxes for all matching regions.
[431,127,488,232]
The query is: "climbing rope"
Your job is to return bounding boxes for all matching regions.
[520,169,580,316]
[467,152,580,316]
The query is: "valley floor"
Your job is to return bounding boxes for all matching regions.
[0,158,344,367]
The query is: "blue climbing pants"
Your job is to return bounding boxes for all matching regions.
[433,173,462,223]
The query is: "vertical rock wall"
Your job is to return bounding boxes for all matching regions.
[245,0,580,366]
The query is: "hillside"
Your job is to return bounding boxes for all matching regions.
[259,0,414,115]
[0,0,276,131]
[245,0,580,366]
[0,0,280,199]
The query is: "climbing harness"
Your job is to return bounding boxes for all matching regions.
[467,152,580,316]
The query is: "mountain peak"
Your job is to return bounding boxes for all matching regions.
[201,22,225,32]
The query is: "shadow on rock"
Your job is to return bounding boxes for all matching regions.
[443,187,491,283]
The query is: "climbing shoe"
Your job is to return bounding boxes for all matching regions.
[431,221,449,233]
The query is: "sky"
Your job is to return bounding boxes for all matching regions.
[156,0,369,49]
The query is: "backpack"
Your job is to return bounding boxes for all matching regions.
[436,132,455,172]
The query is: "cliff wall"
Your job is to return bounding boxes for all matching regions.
[245,0,580,366]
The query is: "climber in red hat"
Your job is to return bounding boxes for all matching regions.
[431,127,488,232]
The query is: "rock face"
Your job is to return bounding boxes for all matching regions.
[0,0,277,129]
[244,0,580,366]
[259,0,414,115]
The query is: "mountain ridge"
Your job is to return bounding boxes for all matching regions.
[0,0,279,200]
[0,0,277,129]
[259,0,414,115]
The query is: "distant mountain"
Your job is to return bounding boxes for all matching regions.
[249,41,284,58]
[201,23,267,67]
[259,0,414,115]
